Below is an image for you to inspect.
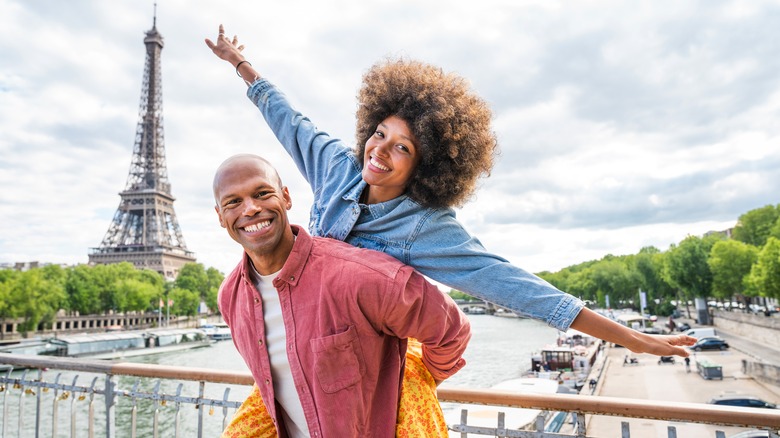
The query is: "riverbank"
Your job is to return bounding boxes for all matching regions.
[587,326,780,437]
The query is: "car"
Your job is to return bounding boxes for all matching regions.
[677,322,691,332]
[709,394,777,409]
[691,336,729,351]
[728,430,771,438]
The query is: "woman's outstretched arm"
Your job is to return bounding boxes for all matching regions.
[571,307,696,357]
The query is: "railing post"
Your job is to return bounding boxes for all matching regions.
[1,369,10,438]
[130,380,140,438]
[173,383,183,438]
[221,387,232,432]
[51,373,61,437]
[151,380,161,438]
[198,381,205,438]
[18,369,28,437]
[102,375,114,438]
[87,377,99,438]
[70,374,79,438]
[575,413,586,438]
[621,420,631,438]
[35,368,42,437]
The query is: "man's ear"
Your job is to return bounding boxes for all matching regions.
[215,205,227,228]
[282,186,292,210]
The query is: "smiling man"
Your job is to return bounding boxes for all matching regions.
[213,154,471,437]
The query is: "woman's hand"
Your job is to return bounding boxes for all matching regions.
[205,24,245,67]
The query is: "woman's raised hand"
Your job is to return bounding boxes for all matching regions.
[205,24,245,65]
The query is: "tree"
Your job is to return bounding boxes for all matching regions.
[168,287,201,316]
[747,237,780,300]
[175,263,210,298]
[65,265,103,315]
[590,258,638,307]
[732,204,779,247]
[663,234,721,299]
[708,240,758,302]
[204,267,224,314]
[8,269,66,334]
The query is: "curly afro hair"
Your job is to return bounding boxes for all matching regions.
[355,58,498,209]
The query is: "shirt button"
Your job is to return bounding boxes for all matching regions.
[289,275,294,281]
[265,379,271,385]
[258,339,263,346]
[254,297,260,304]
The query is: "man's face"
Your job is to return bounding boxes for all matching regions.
[213,157,293,271]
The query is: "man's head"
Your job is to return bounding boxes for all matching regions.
[213,154,294,274]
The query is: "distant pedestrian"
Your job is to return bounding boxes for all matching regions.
[684,356,691,373]
[589,379,597,391]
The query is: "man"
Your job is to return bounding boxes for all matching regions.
[213,154,471,437]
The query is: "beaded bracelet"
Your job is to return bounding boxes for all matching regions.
[236,60,252,77]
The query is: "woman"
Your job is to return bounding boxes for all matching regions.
[206,25,695,437]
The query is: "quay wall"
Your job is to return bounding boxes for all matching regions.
[0,312,210,343]
[713,310,780,387]
[712,310,780,350]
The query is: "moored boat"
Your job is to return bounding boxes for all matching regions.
[199,322,232,341]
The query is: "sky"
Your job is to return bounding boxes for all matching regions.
[1,0,779,280]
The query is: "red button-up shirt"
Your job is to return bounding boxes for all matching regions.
[219,225,471,437]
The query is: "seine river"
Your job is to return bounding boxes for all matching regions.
[6,314,559,437]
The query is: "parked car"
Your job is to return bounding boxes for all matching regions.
[709,394,777,409]
[728,429,777,438]
[683,327,717,339]
[728,430,771,438]
[690,336,729,351]
[677,322,691,332]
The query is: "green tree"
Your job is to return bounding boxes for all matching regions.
[168,287,201,316]
[590,257,638,307]
[663,234,721,301]
[204,267,224,314]
[708,240,758,302]
[65,265,103,314]
[116,278,159,312]
[632,247,675,301]
[747,237,780,300]
[175,263,210,298]
[8,269,66,334]
[732,204,779,247]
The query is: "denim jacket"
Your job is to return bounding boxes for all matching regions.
[248,78,583,331]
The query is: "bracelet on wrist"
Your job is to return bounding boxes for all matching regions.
[236,60,252,78]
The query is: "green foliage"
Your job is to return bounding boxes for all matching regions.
[205,267,224,313]
[168,287,200,316]
[747,237,780,299]
[708,240,758,298]
[175,263,210,298]
[7,269,66,333]
[663,234,721,299]
[733,204,780,247]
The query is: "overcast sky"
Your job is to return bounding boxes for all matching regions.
[1,0,778,279]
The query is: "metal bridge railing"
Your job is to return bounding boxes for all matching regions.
[1,353,780,437]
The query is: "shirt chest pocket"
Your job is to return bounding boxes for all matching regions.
[309,325,366,393]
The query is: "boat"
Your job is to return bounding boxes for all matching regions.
[445,378,564,432]
[0,328,215,361]
[199,322,232,341]
[526,329,600,390]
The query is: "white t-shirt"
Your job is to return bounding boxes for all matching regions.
[249,264,309,437]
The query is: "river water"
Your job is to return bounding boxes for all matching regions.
[5,314,559,437]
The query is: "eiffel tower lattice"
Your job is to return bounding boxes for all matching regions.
[89,15,195,281]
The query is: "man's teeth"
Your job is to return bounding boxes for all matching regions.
[244,221,270,232]
[370,157,390,171]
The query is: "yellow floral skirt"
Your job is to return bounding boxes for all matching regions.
[221,339,448,437]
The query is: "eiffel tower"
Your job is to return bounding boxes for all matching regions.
[89,12,196,281]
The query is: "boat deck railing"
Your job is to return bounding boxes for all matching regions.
[1,353,779,438]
